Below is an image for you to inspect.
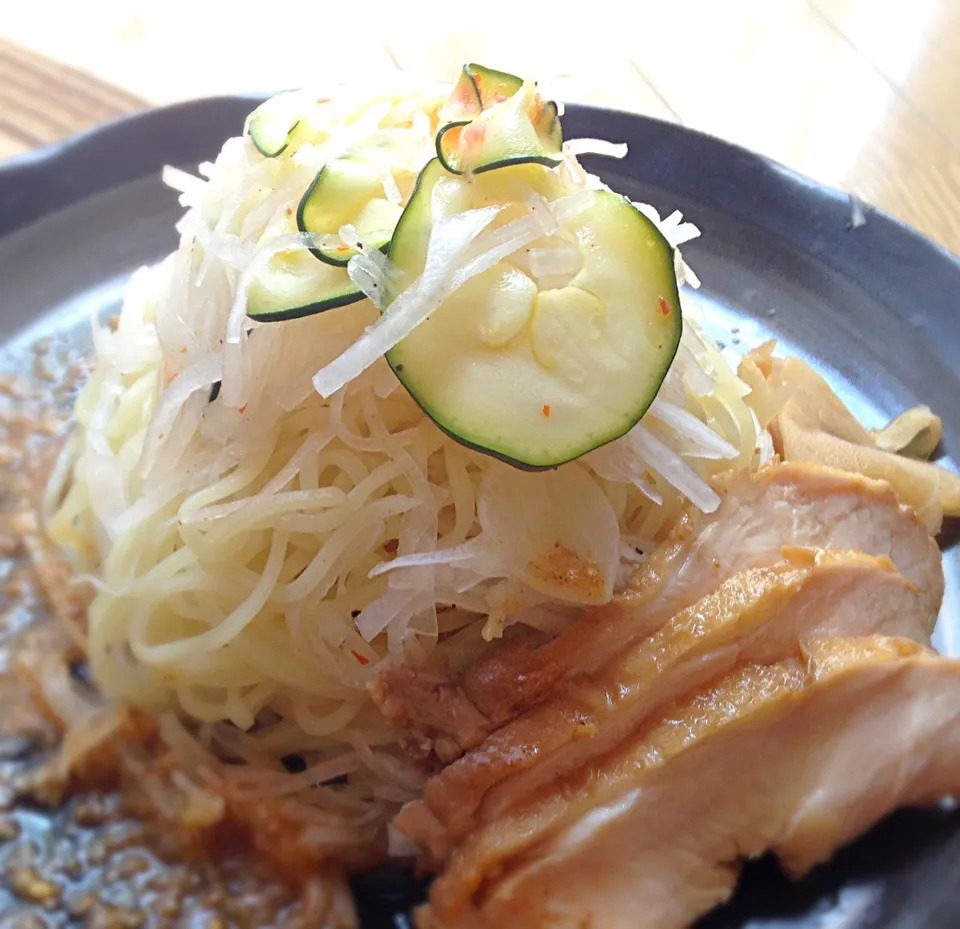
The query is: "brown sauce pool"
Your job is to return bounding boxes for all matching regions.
[0,340,312,928]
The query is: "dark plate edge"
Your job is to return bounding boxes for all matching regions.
[562,105,960,316]
[0,94,266,240]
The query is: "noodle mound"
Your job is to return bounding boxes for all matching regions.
[47,78,771,851]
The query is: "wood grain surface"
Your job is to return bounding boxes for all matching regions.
[0,40,143,158]
[1,0,959,255]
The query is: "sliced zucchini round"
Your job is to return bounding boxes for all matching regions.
[246,224,365,322]
[436,82,562,176]
[534,100,562,153]
[386,163,682,469]
[440,63,525,123]
[297,157,404,266]
[247,96,303,158]
[249,116,299,158]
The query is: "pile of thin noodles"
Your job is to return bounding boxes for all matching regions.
[45,77,777,855]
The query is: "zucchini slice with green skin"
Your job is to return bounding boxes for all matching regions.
[436,83,563,176]
[247,96,302,158]
[246,239,364,322]
[386,163,682,469]
[534,100,562,153]
[440,63,525,123]
[297,157,404,266]
[249,115,299,158]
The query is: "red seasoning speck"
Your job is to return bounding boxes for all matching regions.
[352,650,370,666]
[542,404,552,417]
[659,297,672,316]
[239,403,248,414]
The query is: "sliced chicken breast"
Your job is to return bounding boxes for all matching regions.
[375,463,942,758]
[420,637,960,929]
[403,549,933,855]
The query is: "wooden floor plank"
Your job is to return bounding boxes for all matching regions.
[625,0,960,253]
[0,40,144,116]
[812,0,960,147]
[0,39,144,154]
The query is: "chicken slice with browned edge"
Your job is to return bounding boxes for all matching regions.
[418,637,960,929]
[374,462,942,759]
[399,548,937,858]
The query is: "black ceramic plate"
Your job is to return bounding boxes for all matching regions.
[1,97,959,929]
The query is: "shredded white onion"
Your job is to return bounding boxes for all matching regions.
[338,224,389,271]
[138,356,223,478]
[312,205,504,397]
[347,257,388,310]
[585,441,663,505]
[628,423,721,513]
[382,171,403,205]
[356,587,417,642]
[550,189,597,225]
[343,224,392,309]
[369,537,490,578]
[455,205,554,279]
[648,398,738,460]
[563,138,629,158]
[162,165,207,205]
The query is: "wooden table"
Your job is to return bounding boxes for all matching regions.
[2,0,959,256]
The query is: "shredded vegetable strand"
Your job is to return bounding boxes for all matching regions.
[312,205,503,397]
[563,138,629,158]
